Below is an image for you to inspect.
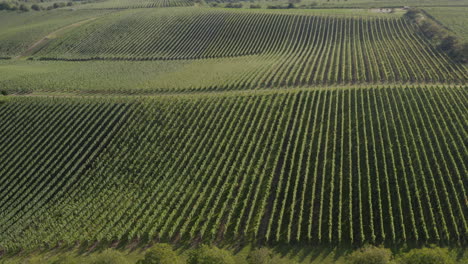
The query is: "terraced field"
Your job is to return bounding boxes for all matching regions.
[0,86,467,251]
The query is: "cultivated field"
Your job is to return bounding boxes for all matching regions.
[0,86,467,251]
[423,7,468,40]
[0,1,467,263]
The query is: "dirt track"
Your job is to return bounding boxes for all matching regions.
[14,17,98,59]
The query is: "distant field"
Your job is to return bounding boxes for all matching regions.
[423,7,468,40]
[207,0,468,8]
[0,8,464,94]
[0,10,109,58]
[76,0,194,9]
[0,86,467,251]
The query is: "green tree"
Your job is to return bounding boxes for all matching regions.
[247,248,297,264]
[0,1,12,10]
[137,244,184,264]
[31,4,41,11]
[347,246,393,264]
[19,4,29,11]
[188,245,235,264]
[247,248,274,264]
[398,247,455,264]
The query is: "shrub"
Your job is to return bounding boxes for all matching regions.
[225,3,242,8]
[270,256,297,264]
[88,249,130,264]
[247,248,297,264]
[31,4,41,11]
[347,246,393,264]
[397,247,454,264]
[137,243,183,264]
[0,90,8,96]
[405,8,467,63]
[0,1,12,10]
[250,4,261,8]
[19,4,29,12]
[49,255,79,264]
[188,245,235,264]
[247,248,274,264]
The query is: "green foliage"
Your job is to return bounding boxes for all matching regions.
[137,244,183,264]
[247,248,274,264]
[247,248,297,264]
[19,3,29,12]
[397,247,455,264]
[88,249,130,264]
[48,255,80,264]
[270,256,297,264]
[0,9,107,57]
[347,246,393,264]
[423,7,468,40]
[31,4,41,11]
[405,8,467,63]
[225,2,242,8]
[188,245,235,264]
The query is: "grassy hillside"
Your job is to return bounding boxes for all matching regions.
[0,9,109,58]
[423,7,468,40]
[0,86,467,251]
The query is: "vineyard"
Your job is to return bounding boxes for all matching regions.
[33,8,467,86]
[0,86,466,251]
[0,0,467,259]
[77,0,194,10]
[0,9,108,58]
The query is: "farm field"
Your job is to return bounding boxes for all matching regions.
[0,8,466,95]
[207,0,468,8]
[75,0,194,10]
[0,1,467,263]
[0,86,467,252]
[0,9,110,58]
[423,7,468,40]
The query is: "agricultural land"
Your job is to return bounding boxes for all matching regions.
[0,0,466,263]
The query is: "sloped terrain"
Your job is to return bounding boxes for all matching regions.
[0,86,466,251]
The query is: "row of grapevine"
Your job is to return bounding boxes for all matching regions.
[78,0,193,10]
[0,86,466,251]
[0,9,108,57]
[35,8,467,85]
